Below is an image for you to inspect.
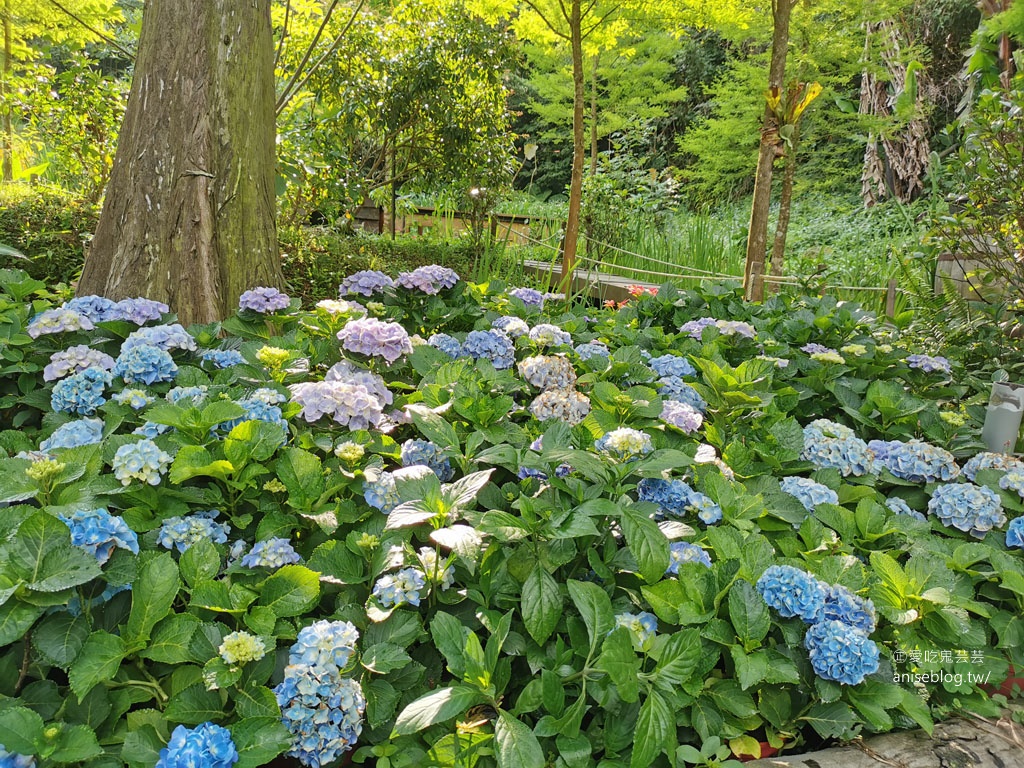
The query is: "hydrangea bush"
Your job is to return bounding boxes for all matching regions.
[0,268,1022,768]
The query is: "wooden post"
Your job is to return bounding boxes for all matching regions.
[885,279,897,318]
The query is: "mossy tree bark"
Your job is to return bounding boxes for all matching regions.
[78,0,284,326]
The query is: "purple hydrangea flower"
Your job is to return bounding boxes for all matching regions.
[289,380,385,428]
[396,265,459,294]
[529,389,591,425]
[239,287,291,313]
[122,324,197,353]
[906,354,952,375]
[660,400,703,433]
[339,270,394,297]
[509,287,545,306]
[459,330,516,369]
[63,295,121,322]
[115,297,169,324]
[678,317,717,339]
[43,345,116,382]
[324,360,394,406]
[337,318,413,363]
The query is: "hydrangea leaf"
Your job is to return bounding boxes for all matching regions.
[275,447,325,512]
[567,580,614,653]
[139,614,201,664]
[48,723,103,764]
[257,564,320,618]
[125,552,180,647]
[0,706,45,755]
[164,684,224,725]
[68,631,127,702]
[727,579,771,648]
[393,685,482,736]
[33,613,89,668]
[597,627,641,703]
[621,507,670,584]
[494,709,544,768]
[630,691,673,768]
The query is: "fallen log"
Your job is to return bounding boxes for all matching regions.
[748,707,1024,767]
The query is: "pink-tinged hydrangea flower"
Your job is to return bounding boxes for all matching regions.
[324,360,393,406]
[395,265,459,294]
[529,389,591,425]
[660,400,703,433]
[518,355,576,390]
[43,345,116,381]
[288,380,385,428]
[239,286,291,313]
[337,317,413,363]
[122,323,197,353]
[27,307,94,338]
[339,270,395,297]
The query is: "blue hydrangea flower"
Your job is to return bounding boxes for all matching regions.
[964,452,1024,482]
[801,343,832,355]
[1000,470,1024,499]
[518,355,576,390]
[1007,517,1024,549]
[122,324,196,353]
[337,317,413,363]
[60,507,139,565]
[289,620,359,670]
[27,307,94,338]
[656,377,706,412]
[678,317,717,339]
[427,333,461,358]
[373,567,427,607]
[363,472,400,513]
[401,439,454,482]
[649,354,695,378]
[289,380,383,428]
[113,343,178,385]
[613,612,658,651]
[779,476,839,513]
[906,354,951,375]
[491,316,530,339]
[459,330,515,370]
[64,295,122,322]
[112,439,172,486]
[114,297,169,324]
[636,478,722,524]
[39,418,104,452]
[821,584,876,633]
[528,323,571,347]
[134,421,172,438]
[508,287,545,307]
[801,420,874,477]
[43,345,116,382]
[396,265,459,294]
[886,496,926,521]
[928,482,1005,538]
[595,427,653,459]
[156,722,238,768]
[201,349,246,368]
[666,541,711,574]
[239,287,291,313]
[51,367,113,415]
[241,538,302,568]
[339,270,394,297]
[756,565,826,622]
[0,744,36,768]
[803,620,880,685]
[868,438,960,483]
[113,388,155,410]
[529,389,591,425]
[157,511,229,553]
[575,342,611,362]
[167,385,208,404]
[219,397,288,438]
[275,663,364,767]
[660,400,703,433]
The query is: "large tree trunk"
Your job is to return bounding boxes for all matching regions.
[560,0,585,286]
[589,52,599,177]
[79,0,283,326]
[748,706,1024,767]
[743,0,794,302]
[768,125,799,293]
[2,0,12,182]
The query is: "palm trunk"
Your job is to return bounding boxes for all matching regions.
[743,0,794,302]
[560,0,585,286]
[768,125,799,293]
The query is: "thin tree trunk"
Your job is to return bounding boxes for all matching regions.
[768,125,799,294]
[79,0,283,325]
[2,0,12,182]
[589,52,598,177]
[743,0,794,302]
[560,0,585,286]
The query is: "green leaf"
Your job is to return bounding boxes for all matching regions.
[179,539,221,588]
[654,629,701,686]
[27,545,102,593]
[235,686,281,719]
[230,717,293,768]
[567,580,614,652]
[362,643,413,674]
[169,445,235,483]
[5,511,70,582]
[597,628,641,702]
[141,614,202,664]
[630,691,673,768]
[0,707,45,755]
[257,564,320,617]
[431,612,467,677]
[621,507,670,584]
[801,701,857,739]
[0,601,44,645]
[224,420,287,465]
[68,631,127,701]
[728,579,771,647]
[275,447,325,512]
[125,552,180,646]
[495,709,544,768]
[33,613,89,667]
[165,684,224,725]
[521,568,561,645]
[393,685,481,736]
[730,646,769,690]
[365,679,402,729]
[49,723,103,763]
